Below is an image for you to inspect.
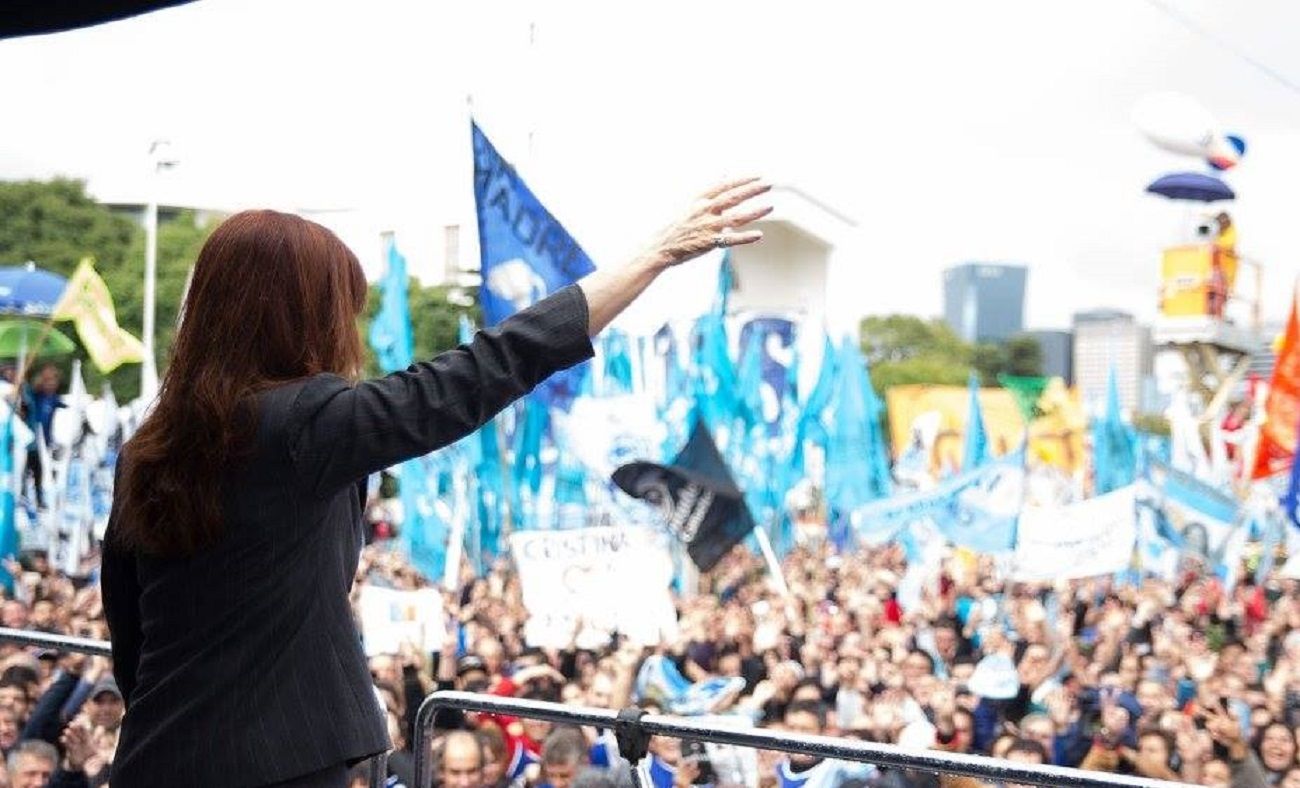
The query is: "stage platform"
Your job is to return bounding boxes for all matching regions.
[1153,316,1261,354]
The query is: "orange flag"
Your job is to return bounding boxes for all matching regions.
[1253,286,1300,479]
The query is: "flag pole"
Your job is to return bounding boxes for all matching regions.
[753,522,790,596]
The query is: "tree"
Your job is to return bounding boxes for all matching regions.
[970,343,1007,386]
[860,315,972,393]
[1003,335,1043,378]
[0,179,219,400]
[868,355,972,392]
[971,335,1043,384]
[860,315,970,366]
[0,179,136,279]
[860,316,1045,392]
[0,179,490,398]
[100,209,216,399]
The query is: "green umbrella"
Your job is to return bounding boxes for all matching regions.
[0,319,77,359]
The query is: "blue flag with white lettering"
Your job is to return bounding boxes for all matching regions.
[472,122,596,322]
[473,122,595,408]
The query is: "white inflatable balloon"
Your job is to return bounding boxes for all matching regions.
[1132,92,1242,168]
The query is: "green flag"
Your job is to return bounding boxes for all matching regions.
[998,374,1049,423]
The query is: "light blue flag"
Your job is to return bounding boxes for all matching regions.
[473,122,596,409]
[791,334,838,477]
[1137,433,1172,479]
[473,424,505,560]
[367,237,414,373]
[1094,367,1137,495]
[962,373,989,471]
[1255,511,1282,584]
[399,458,448,582]
[935,459,1020,553]
[714,251,733,316]
[553,451,587,529]
[457,314,473,347]
[730,331,784,536]
[825,338,892,543]
[509,396,548,531]
[686,252,743,431]
[691,312,739,431]
[601,329,635,395]
[0,415,16,594]
[771,328,803,554]
[653,324,695,462]
[849,452,1020,542]
[634,655,746,717]
[861,356,893,501]
[1146,456,1238,570]
[455,315,505,561]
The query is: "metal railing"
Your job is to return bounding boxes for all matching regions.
[0,628,389,788]
[414,690,1195,788]
[0,627,114,657]
[0,629,1198,787]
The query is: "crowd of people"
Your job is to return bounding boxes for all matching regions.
[2,514,1299,787]
[345,528,1300,788]
[0,549,120,788]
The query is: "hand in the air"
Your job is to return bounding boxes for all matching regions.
[647,178,771,267]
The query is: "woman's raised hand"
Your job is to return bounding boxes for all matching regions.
[579,178,770,336]
[647,177,772,267]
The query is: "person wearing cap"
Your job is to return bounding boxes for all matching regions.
[85,677,123,732]
[457,656,491,693]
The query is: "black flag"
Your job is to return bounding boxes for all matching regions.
[612,422,756,572]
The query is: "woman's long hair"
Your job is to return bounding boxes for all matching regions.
[114,210,368,557]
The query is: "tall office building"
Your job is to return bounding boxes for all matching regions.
[1073,309,1152,413]
[942,263,1028,343]
[1027,329,1074,383]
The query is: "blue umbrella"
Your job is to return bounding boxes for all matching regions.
[0,263,68,316]
[1145,172,1235,203]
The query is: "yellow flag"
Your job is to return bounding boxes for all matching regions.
[52,258,146,373]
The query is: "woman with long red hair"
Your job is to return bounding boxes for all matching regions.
[101,178,769,786]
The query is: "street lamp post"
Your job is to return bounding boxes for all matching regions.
[143,140,177,401]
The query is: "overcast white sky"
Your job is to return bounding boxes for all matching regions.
[2,0,1299,331]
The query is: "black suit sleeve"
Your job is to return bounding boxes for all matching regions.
[288,286,593,496]
[20,671,79,745]
[101,533,143,709]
